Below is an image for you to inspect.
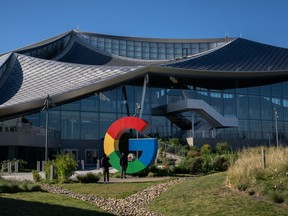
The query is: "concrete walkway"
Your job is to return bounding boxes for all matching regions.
[1,168,172,183]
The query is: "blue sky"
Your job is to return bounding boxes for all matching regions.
[1,0,288,53]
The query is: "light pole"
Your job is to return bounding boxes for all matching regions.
[274,108,279,149]
[43,95,51,161]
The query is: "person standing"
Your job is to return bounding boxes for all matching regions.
[120,152,128,179]
[101,154,110,183]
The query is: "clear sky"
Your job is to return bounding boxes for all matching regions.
[1,0,288,53]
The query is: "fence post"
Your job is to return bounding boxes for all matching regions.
[81,160,85,170]
[37,161,41,172]
[1,163,5,173]
[8,162,12,174]
[50,165,54,181]
[97,159,100,169]
[262,148,266,169]
[42,161,46,172]
[14,161,19,173]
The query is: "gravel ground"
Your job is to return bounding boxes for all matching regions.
[41,177,190,216]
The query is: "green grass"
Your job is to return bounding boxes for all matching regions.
[59,180,170,199]
[0,191,113,216]
[148,172,288,216]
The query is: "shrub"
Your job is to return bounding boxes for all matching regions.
[32,170,41,182]
[45,153,78,183]
[168,138,181,146]
[212,155,229,171]
[76,172,100,183]
[201,144,212,155]
[0,159,28,172]
[216,142,230,154]
[186,157,203,174]
[227,147,288,203]
[187,149,201,158]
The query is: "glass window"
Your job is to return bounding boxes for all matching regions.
[135,42,142,51]
[112,41,119,51]
[150,43,157,53]
[271,83,283,97]
[61,111,80,139]
[61,101,80,111]
[158,53,166,60]
[49,110,60,131]
[135,52,142,59]
[272,97,281,105]
[119,49,126,56]
[81,112,98,140]
[104,38,112,48]
[200,43,208,52]
[249,120,262,139]
[97,38,104,48]
[192,43,199,54]
[248,86,260,95]
[81,95,98,112]
[282,82,288,97]
[261,96,272,120]
[119,40,126,49]
[142,52,149,59]
[167,53,174,59]
[112,49,119,55]
[237,94,248,118]
[99,113,117,137]
[223,94,236,117]
[208,43,217,49]
[210,92,223,114]
[260,85,271,95]
[127,44,134,51]
[85,149,98,164]
[99,90,118,112]
[127,51,134,58]
[150,53,157,59]
[158,47,165,53]
[249,96,261,119]
[25,113,40,127]
[151,116,169,137]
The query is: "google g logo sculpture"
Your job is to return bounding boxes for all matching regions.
[104,116,158,174]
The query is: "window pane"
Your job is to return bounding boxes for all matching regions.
[61,111,80,139]
[81,112,98,140]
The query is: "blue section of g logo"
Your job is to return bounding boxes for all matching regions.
[129,138,158,167]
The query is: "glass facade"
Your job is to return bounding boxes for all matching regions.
[77,34,225,60]
[24,81,288,142]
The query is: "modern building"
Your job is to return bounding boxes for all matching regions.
[1,30,288,167]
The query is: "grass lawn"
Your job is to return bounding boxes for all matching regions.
[0,192,113,216]
[148,172,288,216]
[59,179,170,199]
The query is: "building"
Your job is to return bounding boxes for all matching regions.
[1,30,288,167]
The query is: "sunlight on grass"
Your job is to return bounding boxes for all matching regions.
[148,172,288,216]
[227,147,288,204]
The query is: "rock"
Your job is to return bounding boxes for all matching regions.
[41,177,191,216]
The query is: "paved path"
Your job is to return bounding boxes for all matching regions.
[1,168,172,183]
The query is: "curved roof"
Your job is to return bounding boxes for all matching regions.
[1,30,288,120]
[166,38,288,71]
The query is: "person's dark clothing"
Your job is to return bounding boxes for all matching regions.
[101,155,110,182]
[120,154,128,178]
